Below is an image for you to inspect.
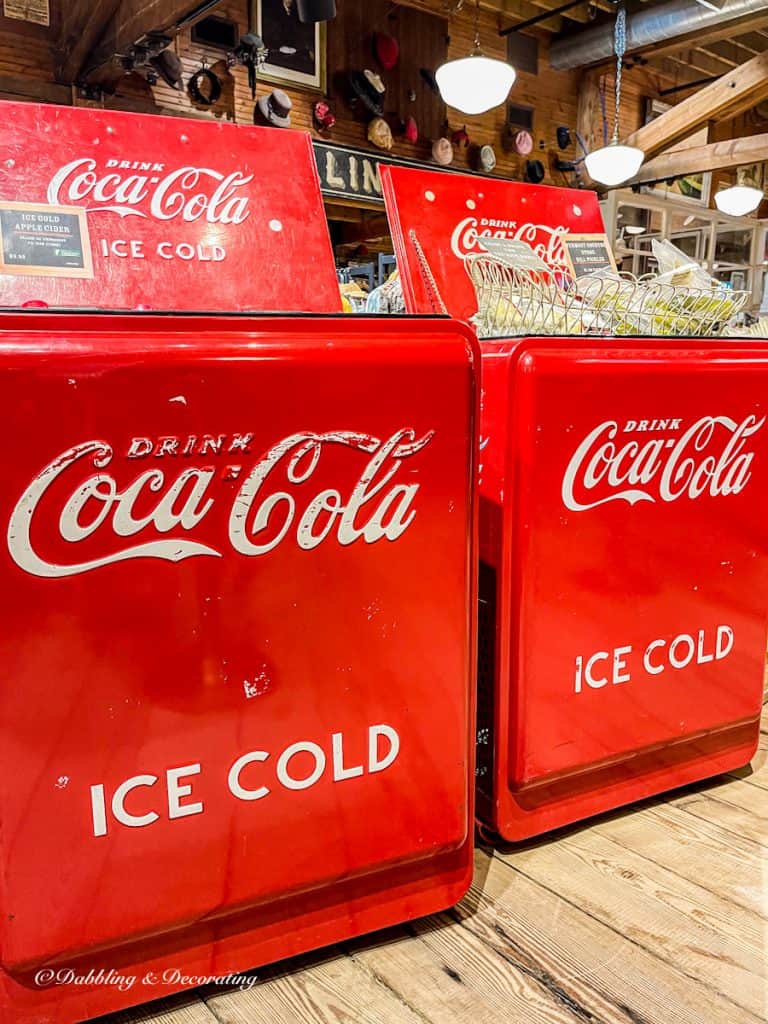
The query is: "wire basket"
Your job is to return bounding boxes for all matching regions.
[466,254,749,339]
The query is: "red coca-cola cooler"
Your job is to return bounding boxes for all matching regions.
[382,164,768,841]
[0,104,479,1024]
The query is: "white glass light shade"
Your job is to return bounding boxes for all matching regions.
[584,143,645,187]
[714,185,763,217]
[435,55,516,115]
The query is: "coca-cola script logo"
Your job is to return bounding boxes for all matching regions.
[46,159,252,223]
[562,415,765,511]
[450,217,569,268]
[7,428,433,578]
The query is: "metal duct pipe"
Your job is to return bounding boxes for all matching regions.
[550,0,768,70]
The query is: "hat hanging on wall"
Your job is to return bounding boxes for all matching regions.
[314,100,336,130]
[254,89,292,128]
[150,48,184,89]
[368,117,393,150]
[556,126,571,150]
[513,130,533,155]
[296,0,336,23]
[432,137,454,166]
[349,70,385,116]
[188,64,222,105]
[374,31,399,70]
[478,144,497,173]
[524,159,545,184]
[404,115,418,143]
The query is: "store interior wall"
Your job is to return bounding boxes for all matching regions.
[0,1,640,189]
[0,1,762,225]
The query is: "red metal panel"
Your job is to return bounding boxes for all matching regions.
[381,168,768,840]
[0,103,340,313]
[478,337,768,839]
[380,165,604,322]
[0,312,478,1023]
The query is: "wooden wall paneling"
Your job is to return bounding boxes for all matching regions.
[0,0,676,201]
[395,4,448,142]
[136,0,589,189]
[326,0,448,147]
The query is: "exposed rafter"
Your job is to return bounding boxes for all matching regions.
[55,1,121,84]
[77,0,223,89]
[625,51,768,158]
[627,132,768,184]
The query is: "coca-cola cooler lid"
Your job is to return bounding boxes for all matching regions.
[380,164,605,323]
[0,101,341,314]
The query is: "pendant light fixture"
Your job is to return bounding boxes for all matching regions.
[435,0,516,116]
[714,166,764,217]
[584,4,644,187]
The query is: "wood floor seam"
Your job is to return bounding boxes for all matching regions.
[562,823,767,927]
[344,943,437,1024]
[495,855,767,1023]
[673,795,768,849]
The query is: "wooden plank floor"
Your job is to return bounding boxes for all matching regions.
[103,709,768,1024]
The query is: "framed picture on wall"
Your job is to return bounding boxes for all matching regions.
[645,99,711,206]
[252,0,326,91]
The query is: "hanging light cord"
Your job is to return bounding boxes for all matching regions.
[612,3,627,145]
[473,0,482,53]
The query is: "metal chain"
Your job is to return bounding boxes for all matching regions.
[613,4,627,144]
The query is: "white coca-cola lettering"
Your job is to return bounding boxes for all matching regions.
[46,159,252,223]
[7,429,434,578]
[562,415,765,511]
[449,216,569,268]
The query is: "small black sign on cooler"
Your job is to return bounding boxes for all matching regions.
[562,233,617,280]
[0,202,93,279]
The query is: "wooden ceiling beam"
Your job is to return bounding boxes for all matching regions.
[80,0,224,89]
[399,0,566,36]
[55,0,121,84]
[527,0,591,23]
[624,51,768,157]
[731,31,766,53]
[627,132,768,184]
[667,48,736,77]
[697,44,739,69]
[718,38,761,58]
